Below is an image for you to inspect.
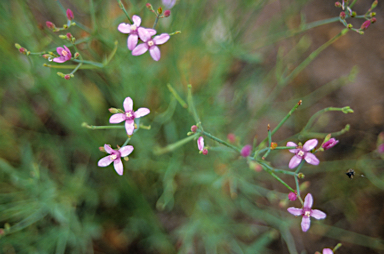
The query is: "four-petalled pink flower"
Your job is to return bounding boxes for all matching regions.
[53,45,72,63]
[197,136,208,155]
[109,97,150,136]
[118,15,156,50]
[322,248,333,254]
[287,193,326,232]
[98,144,134,175]
[132,28,170,61]
[287,139,319,169]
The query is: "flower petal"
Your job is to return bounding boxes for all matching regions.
[304,193,313,208]
[98,156,113,167]
[56,47,64,55]
[109,113,126,123]
[104,144,114,154]
[132,43,149,56]
[287,207,302,216]
[301,216,311,232]
[113,159,124,175]
[288,155,302,169]
[311,209,327,220]
[304,153,319,166]
[146,28,157,36]
[287,141,298,153]
[132,15,141,26]
[135,108,150,118]
[322,248,333,254]
[138,27,151,42]
[125,120,135,135]
[118,23,131,33]
[52,57,67,63]
[149,46,161,61]
[303,139,318,151]
[197,137,204,151]
[123,97,133,111]
[153,33,170,45]
[127,34,138,50]
[119,145,134,157]
[63,45,71,54]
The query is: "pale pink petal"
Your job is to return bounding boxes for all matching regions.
[287,207,302,216]
[153,33,170,45]
[301,216,311,232]
[287,141,298,153]
[98,156,113,167]
[132,43,149,56]
[109,113,126,123]
[323,248,333,254]
[132,15,141,26]
[52,57,67,63]
[104,144,114,154]
[303,139,318,151]
[123,97,133,111]
[304,153,319,166]
[56,47,64,55]
[304,193,313,208]
[125,120,135,135]
[138,27,151,42]
[311,209,327,220]
[149,46,161,61]
[134,108,150,118]
[288,155,302,169]
[118,23,131,33]
[146,28,157,36]
[127,34,138,50]
[197,137,204,151]
[119,145,134,157]
[113,159,124,175]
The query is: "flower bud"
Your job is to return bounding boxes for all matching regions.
[241,145,252,157]
[46,21,55,29]
[164,10,171,17]
[347,23,353,29]
[191,125,197,133]
[361,20,371,30]
[298,173,305,179]
[371,0,378,9]
[351,11,356,17]
[57,72,64,77]
[146,3,152,9]
[64,74,71,80]
[322,138,339,150]
[335,1,342,7]
[371,17,377,24]
[74,52,80,58]
[63,24,68,29]
[59,35,67,39]
[288,192,297,201]
[66,33,72,39]
[157,7,163,14]
[109,107,119,114]
[66,9,74,20]
[227,133,236,144]
[19,47,26,54]
[202,149,208,155]
[378,144,384,153]
[339,11,346,19]
[371,12,376,17]
[99,146,106,152]
[270,142,277,150]
[43,54,50,59]
[15,43,21,49]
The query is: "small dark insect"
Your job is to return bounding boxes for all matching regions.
[346,169,355,179]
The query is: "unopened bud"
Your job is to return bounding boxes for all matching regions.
[66,33,72,39]
[99,146,105,152]
[74,52,80,58]
[361,20,371,30]
[297,173,305,179]
[270,142,277,150]
[371,0,378,9]
[241,145,252,157]
[335,1,342,7]
[46,21,55,29]
[288,192,297,201]
[66,9,74,20]
[347,23,353,29]
[15,43,21,49]
[157,7,163,14]
[371,17,377,23]
[227,133,236,144]
[164,10,171,17]
[19,47,26,54]
[109,107,119,113]
[191,125,197,133]
[57,72,64,77]
[43,54,50,59]
[64,74,70,80]
[202,149,208,155]
[351,11,356,17]
[340,11,346,19]
[146,3,152,9]
[59,35,67,39]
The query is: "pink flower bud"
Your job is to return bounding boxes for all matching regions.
[335,1,342,7]
[361,20,371,30]
[227,133,236,144]
[146,3,152,9]
[288,192,297,201]
[241,145,252,157]
[371,17,377,24]
[19,47,26,54]
[322,138,339,150]
[191,125,197,133]
[66,9,74,20]
[64,75,71,80]
[202,149,208,155]
[164,10,171,17]
[66,33,72,39]
[339,11,346,19]
[46,21,55,29]
[43,54,50,59]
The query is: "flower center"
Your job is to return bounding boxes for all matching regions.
[148,40,154,47]
[62,50,68,56]
[125,110,135,120]
[131,25,137,31]
[297,150,305,157]
[304,211,311,217]
[110,154,117,160]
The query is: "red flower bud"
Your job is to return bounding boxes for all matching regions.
[64,75,71,80]
[335,1,342,7]
[202,149,208,155]
[361,20,371,30]
[339,11,346,19]
[66,33,72,39]
[66,9,74,20]
[164,10,171,17]
[288,192,297,201]
[46,21,55,29]
[146,3,152,9]
[19,47,26,54]
[371,17,377,24]
[191,125,197,133]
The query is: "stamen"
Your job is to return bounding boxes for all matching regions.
[62,50,68,56]
[297,150,305,157]
[304,211,311,217]
[126,112,132,118]
[131,25,137,31]
[148,41,154,47]
[110,154,117,160]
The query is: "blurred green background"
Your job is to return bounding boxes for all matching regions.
[1,0,384,253]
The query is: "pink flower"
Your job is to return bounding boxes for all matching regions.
[288,192,297,201]
[322,138,339,150]
[118,15,155,50]
[109,97,150,136]
[241,145,252,157]
[287,139,319,169]
[162,0,176,9]
[132,28,170,61]
[53,46,72,63]
[287,193,326,232]
[66,9,74,20]
[197,137,208,155]
[98,144,134,175]
[323,248,333,254]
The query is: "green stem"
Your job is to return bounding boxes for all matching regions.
[90,0,97,33]
[103,41,119,66]
[117,0,133,23]
[71,59,104,67]
[187,85,200,124]
[349,0,358,8]
[167,84,188,108]
[299,124,350,139]
[43,64,100,69]
[70,63,82,75]
[153,13,160,29]
[74,22,92,34]
[82,123,125,130]
[258,160,297,176]
[333,243,343,252]
[122,137,131,147]
[169,31,181,36]
[154,133,199,155]
[200,130,241,153]
[294,176,304,205]
[273,146,296,150]
[268,171,295,192]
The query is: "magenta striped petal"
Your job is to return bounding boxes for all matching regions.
[127,34,138,50]
[303,139,318,151]
[289,155,302,169]
[104,144,114,154]
[311,209,326,220]
[287,141,297,153]
[304,153,319,166]
[287,207,302,216]
[138,27,150,42]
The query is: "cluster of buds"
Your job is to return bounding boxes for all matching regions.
[59,32,76,43]
[46,9,76,32]
[15,43,30,55]
[146,3,171,18]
